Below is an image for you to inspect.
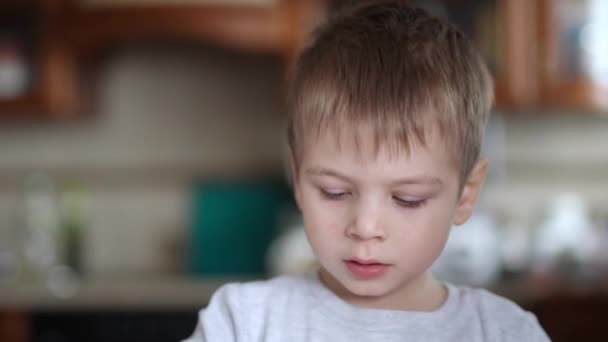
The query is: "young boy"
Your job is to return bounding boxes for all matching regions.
[184,1,550,341]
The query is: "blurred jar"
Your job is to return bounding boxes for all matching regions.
[501,220,533,276]
[432,213,502,287]
[532,193,595,281]
[0,241,19,284]
[266,221,317,276]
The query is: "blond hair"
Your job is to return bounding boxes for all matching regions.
[287,0,494,183]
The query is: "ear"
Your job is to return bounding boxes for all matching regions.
[453,159,488,226]
[288,146,303,210]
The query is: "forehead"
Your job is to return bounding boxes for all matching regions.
[299,126,458,179]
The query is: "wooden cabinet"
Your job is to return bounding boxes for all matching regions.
[68,0,323,61]
[64,0,325,110]
[538,0,608,112]
[406,0,538,110]
[0,0,323,117]
[411,0,608,113]
[0,0,79,118]
[1,0,605,117]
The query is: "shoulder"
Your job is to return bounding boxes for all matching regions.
[188,275,308,341]
[461,287,527,321]
[454,286,551,341]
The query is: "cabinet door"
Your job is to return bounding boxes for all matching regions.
[412,0,538,109]
[539,0,608,112]
[0,7,40,110]
[0,1,78,118]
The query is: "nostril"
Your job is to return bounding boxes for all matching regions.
[345,223,386,241]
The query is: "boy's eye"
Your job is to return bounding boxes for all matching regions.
[319,188,349,200]
[393,196,426,209]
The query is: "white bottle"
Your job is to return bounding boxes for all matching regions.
[23,173,60,279]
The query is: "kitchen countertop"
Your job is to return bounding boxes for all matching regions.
[0,276,259,311]
[2,274,608,311]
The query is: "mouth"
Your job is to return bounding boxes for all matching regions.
[344,259,390,279]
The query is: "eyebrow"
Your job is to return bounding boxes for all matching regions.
[305,167,353,183]
[304,167,444,186]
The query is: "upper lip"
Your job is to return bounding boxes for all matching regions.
[346,258,388,265]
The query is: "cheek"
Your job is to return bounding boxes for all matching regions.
[391,200,454,262]
[299,185,347,226]
[298,186,348,254]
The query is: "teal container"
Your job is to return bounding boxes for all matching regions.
[189,180,293,276]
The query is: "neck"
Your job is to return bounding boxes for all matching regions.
[319,269,447,312]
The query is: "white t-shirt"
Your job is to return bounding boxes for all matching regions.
[183,272,550,341]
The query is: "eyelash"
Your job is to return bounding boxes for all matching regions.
[392,196,427,209]
[319,188,426,209]
[319,188,349,200]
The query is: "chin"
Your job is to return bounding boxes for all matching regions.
[340,275,392,297]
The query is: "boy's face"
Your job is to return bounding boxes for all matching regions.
[290,128,487,308]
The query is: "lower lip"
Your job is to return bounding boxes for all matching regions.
[345,261,390,279]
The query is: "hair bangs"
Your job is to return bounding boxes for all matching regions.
[288,46,461,165]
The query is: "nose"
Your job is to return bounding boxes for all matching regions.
[346,199,387,241]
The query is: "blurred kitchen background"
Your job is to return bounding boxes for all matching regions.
[0,0,607,341]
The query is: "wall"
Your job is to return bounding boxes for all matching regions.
[483,113,608,225]
[0,44,286,276]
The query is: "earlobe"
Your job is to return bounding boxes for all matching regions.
[453,159,488,225]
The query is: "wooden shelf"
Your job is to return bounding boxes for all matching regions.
[69,2,300,60]
[0,94,45,116]
[541,79,608,113]
[67,0,324,58]
[0,276,235,310]
[0,94,77,119]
